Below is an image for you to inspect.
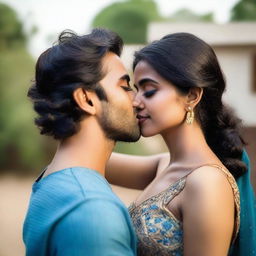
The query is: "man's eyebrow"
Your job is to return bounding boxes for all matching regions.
[119,74,130,84]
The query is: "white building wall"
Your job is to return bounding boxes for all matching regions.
[215,47,256,126]
[148,22,256,46]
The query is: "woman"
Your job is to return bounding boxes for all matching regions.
[106,33,256,255]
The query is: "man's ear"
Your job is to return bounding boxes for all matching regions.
[185,87,203,109]
[73,88,96,115]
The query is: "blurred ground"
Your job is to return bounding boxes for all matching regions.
[0,174,141,256]
[0,175,32,256]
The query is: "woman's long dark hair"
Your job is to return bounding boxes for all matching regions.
[133,33,246,177]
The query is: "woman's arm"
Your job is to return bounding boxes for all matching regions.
[181,166,235,256]
[106,152,169,190]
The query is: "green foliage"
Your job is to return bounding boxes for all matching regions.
[168,8,214,22]
[0,3,53,173]
[114,140,149,155]
[0,48,50,172]
[231,0,256,21]
[0,3,26,49]
[92,0,162,44]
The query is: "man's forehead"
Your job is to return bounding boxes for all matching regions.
[102,52,127,75]
[99,52,130,85]
[102,52,122,66]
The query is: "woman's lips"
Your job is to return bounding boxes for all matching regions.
[137,114,150,125]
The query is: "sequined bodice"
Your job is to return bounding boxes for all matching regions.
[128,165,240,256]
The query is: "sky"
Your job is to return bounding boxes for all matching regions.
[1,0,239,58]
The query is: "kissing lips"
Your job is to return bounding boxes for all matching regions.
[137,114,150,125]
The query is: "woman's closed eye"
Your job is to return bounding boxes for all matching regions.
[143,89,157,98]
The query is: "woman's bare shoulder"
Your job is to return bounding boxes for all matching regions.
[181,165,236,256]
[183,165,234,201]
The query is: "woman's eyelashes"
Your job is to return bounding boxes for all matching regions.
[143,89,157,98]
[133,84,157,98]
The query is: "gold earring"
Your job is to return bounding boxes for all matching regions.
[186,106,194,125]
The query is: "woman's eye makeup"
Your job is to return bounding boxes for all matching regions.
[143,89,157,98]
[133,81,157,97]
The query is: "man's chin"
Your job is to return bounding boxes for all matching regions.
[116,131,141,143]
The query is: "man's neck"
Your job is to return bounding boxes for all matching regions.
[45,120,115,177]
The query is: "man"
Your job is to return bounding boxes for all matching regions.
[23,28,140,256]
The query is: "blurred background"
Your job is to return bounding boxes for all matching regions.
[0,0,255,255]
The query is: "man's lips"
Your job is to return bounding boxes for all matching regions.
[136,114,150,124]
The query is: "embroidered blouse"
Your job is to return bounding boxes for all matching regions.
[128,165,240,256]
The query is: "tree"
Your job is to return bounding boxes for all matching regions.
[0,3,50,173]
[230,0,256,21]
[168,8,214,22]
[92,0,162,44]
[0,3,26,49]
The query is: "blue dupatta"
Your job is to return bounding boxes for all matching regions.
[229,151,256,256]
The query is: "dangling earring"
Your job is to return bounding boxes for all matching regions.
[186,106,194,125]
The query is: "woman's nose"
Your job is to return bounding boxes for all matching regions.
[133,93,144,111]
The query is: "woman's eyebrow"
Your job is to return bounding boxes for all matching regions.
[135,78,159,88]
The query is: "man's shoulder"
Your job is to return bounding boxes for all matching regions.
[34,167,114,200]
[57,168,133,232]
[28,167,125,221]
[50,198,136,256]
[69,167,124,203]
[25,166,130,227]
[70,167,112,193]
[24,168,136,256]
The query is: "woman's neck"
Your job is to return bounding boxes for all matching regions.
[162,122,218,165]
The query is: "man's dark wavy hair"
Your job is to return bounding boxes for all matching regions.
[133,33,246,178]
[28,28,123,140]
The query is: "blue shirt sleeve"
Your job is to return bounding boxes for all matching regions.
[50,197,136,256]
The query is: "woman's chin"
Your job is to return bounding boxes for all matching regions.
[141,130,158,138]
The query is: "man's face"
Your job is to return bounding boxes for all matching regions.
[97,52,140,142]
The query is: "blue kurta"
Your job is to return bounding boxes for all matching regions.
[23,167,137,256]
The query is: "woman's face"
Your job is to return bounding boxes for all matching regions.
[133,61,187,137]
